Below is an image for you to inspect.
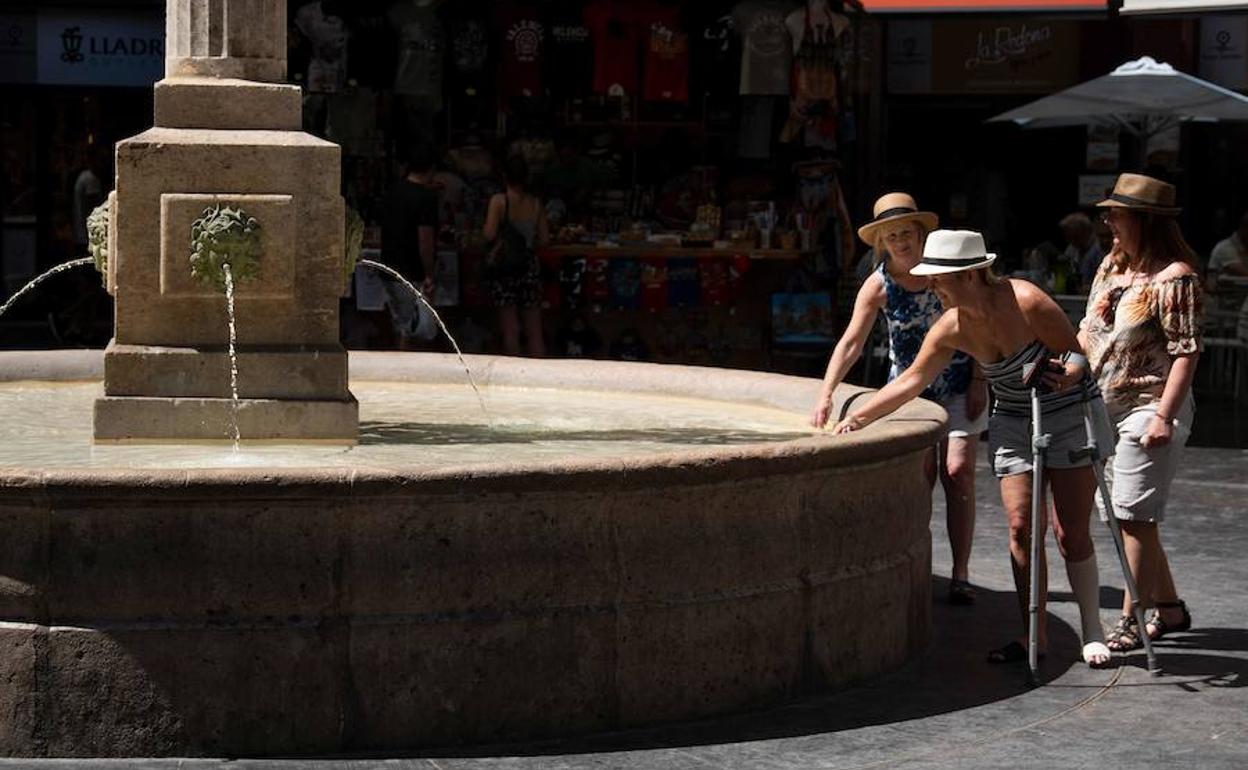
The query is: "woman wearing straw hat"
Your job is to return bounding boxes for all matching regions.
[833,229,1113,668]
[1084,173,1201,652]
[811,193,988,606]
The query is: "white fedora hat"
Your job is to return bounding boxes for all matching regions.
[910,229,997,276]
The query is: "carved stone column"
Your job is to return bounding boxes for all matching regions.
[165,0,285,81]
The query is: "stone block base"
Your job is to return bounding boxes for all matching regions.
[154,78,300,131]
[103,342,349,400]
[93,395,358,443]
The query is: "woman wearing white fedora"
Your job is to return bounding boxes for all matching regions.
[811,193,988,606]
[834,229,1113,668]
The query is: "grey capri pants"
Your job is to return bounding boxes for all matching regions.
[1097,394,1194,523]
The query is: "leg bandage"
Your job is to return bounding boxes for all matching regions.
[1065,553,1104,643]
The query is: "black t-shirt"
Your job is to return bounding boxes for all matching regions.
[546,0,593,98]
[381,179,439,281]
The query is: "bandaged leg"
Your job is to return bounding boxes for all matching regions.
[1066,552,1110,666]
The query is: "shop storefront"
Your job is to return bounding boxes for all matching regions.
[6,0,1246,367]
[1,2,160,345]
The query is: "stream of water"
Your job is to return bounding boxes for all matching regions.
[222,264,242,450]
[358,259,488,419]
[0,258,95,321]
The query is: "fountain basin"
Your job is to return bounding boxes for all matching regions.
[0,350,944,757]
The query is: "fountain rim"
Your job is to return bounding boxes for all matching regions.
[0,349,946,492]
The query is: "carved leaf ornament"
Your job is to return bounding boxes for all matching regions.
[189,204,262,291]
[87,201,111,274]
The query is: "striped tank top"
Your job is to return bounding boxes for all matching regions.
[981,340,1101,417]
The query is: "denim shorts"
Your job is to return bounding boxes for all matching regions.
[988,396,1118,478]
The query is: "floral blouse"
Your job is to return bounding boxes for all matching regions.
[1081,268,1203,412]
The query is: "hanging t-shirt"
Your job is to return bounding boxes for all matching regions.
[584,258,611,307]
[609,258,641,310]
[585,0,639,95]
[496,4,545,104]
[346,10,396,89]
[388,2,443,107]
[445,5,490,97]
[666,258,700,307]
[295,1,349,93]
[732,0,794,96]
[693,11,739,98]
[546,0,593,97]
[640,3,689,102]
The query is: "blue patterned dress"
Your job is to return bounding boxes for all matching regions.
[878,259,972,402]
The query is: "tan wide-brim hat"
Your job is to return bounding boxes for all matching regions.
[1096,173,1181,216]
[857,192,939,246]
[910,229,997,276]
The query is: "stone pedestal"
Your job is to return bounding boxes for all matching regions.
[93,0,356,443]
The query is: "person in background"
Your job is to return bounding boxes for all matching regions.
[483,154,549,357]
[1059,212,1102,293]
[1207,211,1248,306]
[381,142,439,348]
[833,229,1113,669]
[811,193,988,606]
[1085,174,1201,653]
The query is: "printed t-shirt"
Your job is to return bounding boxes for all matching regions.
[640,3,689,102]
[547,0,593,97]
[497,4,545,103]
[586,0,639,94]
[732,0,794,96]
[388,2,443,105]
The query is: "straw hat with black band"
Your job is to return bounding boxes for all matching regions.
[857,192,939,246]
[1096,173,1181,217]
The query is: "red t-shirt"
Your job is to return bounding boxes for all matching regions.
[497,4,544,103]
[640,3,689,102]
[585,0,638,95]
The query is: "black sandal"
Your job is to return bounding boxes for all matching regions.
[949,579,977,606]
[1147,600,1192,640]
[1106,613,1141,652]
[986,640,1044,664]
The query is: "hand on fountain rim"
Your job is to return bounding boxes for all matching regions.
[832,413,868,434]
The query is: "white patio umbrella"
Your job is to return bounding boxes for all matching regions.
[988,56,1248,139]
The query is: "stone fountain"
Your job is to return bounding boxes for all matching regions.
[94,0,356,442]
[0,0,945,758]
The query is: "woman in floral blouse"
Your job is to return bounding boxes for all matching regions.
[1081,174,1202,652]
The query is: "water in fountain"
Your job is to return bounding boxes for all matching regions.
[0,258,95,320]
[222,263,242,450]
[358,259,488,417]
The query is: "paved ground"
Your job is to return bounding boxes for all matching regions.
[4,421,1245,769]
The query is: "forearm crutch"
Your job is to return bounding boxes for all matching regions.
[1023,363,1050,686]
[1070,392,1161,676]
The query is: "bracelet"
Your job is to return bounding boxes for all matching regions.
[1061,351,1089,370]
[1153,412,1173,424]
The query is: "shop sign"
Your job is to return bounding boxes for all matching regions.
[1200,16,1248,91]
[887,20,933,93]
[36,10,163,87]
[889,18,1078,93]
[0,13,37,84]
[935,19,1078,93]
